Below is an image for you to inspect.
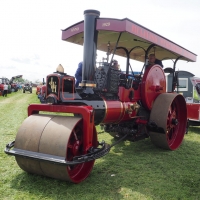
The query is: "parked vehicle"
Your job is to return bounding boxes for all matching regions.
[23,83,32,93]
[185,77,200,126]
[0,78,11,94]
[37,85,46,103]
[10,75,23,92]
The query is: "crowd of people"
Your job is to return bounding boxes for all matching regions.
[1,83,10,97]
[0,83,23,97]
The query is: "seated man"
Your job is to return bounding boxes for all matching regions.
[148,54,163,68]
[75,62,83,87]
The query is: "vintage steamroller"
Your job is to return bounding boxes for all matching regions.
[5,10,197,183]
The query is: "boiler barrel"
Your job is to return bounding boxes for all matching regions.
[101,100,137,124]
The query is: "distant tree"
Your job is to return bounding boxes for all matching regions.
[13,77,24,83]
[34,79,41,84]
[23,79,31,83]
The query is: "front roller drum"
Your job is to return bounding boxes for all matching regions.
[149,93,187,150]
[14,114,97,183]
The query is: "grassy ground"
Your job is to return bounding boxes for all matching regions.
[0,89,200,200]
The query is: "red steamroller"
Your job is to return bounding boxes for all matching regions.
[5,10,197,183]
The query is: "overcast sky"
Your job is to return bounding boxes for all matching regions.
[0,0,200,82]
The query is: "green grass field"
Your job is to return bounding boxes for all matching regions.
[0,89,200,200]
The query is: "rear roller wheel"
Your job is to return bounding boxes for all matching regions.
[15,114,97,183]
[149,93,187,150]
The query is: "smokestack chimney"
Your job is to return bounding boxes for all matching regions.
[80,9,100,94]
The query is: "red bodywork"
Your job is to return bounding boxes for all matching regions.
[186,77,200,122]
[0,78,9,93]
[102,65,166,124]
[37,85,46,96]
[0,84,3,95]
[187,104,200,121]
[36,85,41,94]
[41,85,46,96]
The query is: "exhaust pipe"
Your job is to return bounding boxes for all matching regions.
[80,9,100,94]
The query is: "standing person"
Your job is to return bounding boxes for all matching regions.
[3,82,8,97]
[8,84,11,94]
[111,60,120,70]
[75,61,83,88]
[2,83,4,96]
[18,84,21,91]
[75,56,98,87]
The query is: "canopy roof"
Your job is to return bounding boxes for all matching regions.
[62,17,197,63]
